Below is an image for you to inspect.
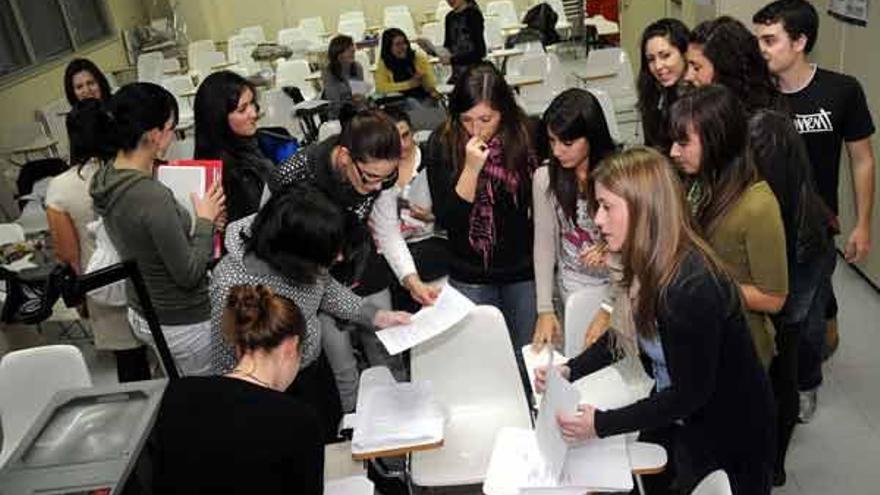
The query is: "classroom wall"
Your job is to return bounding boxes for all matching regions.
[0,0,149,146]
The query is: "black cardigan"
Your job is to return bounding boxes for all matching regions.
[424,130,534,285]
[568,251,775,492]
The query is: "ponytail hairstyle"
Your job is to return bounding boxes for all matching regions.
[337,107,402,163]
[222,285,306,355]
[105,82,178,153]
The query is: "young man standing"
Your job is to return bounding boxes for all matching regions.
[754,0,875,422]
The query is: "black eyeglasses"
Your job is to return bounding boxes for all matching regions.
[355,161,398,190]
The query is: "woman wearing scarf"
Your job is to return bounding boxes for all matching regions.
[195,71,277,223]
[426,62,538,350]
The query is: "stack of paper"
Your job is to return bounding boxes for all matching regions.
[351,367,444,456]
[376,283,475,355]
[522,344,569,407]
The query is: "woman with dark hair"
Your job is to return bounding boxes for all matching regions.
[685,16,782,113]
[45,99,150,383]
[669,85,788,368]
[536,147,775,494]
[426,62,538,350]
[441,0,486,83]
[531,89,616,353]
[195,70,276,223]
[372,107,448,312]
[636,18,690,151]
[210,187,410,438]
[272,108,420,412]
[322,35,366,119]
[63,58,112,106]
[747,110,834,486]
[89,82,226,376]
[376,28,438,99]
[154,285,324,494]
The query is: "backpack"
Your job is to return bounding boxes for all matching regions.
[84,218,127,306]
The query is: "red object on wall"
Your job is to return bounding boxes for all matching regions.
[586,0,619,22]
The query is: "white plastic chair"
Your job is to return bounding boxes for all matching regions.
[410,305,532,487]
[260,88,301,137]
[137,52,164,83]
[486,0,520,28]
[227,34,260,75]
[384,5,411,17]
[586,87,622,145]
[585,48,637,112]
[420,21,444,47]
[509,52,565,115]
[240,25,266,43]
[0,223,25,245]
[164,136,195,161]
[275,59,317,100]
[318,120,342,141]
[299,17,328,53]
[562,285,607,359]
[0,345,92,469]
[691,470,732,495]
[339,11,366,23]
[190,50,225,83]
[187,39,215,65]
[484,15,504,50]
[37,98,72,161]
[161,75,196,128]
[353,50,374,88]
[162,57,181,74]
[338,18,367,42]
[384,11,417,38]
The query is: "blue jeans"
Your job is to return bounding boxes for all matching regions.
[449,278,538,351]
[797,247,838,391]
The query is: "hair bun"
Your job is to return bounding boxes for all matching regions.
[227,285,274,327]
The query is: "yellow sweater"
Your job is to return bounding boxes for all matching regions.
[374,51,437,95]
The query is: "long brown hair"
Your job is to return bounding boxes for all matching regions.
[592,147,729,337]
[441,62,535,182]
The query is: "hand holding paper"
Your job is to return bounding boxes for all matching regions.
[558,403,598,443]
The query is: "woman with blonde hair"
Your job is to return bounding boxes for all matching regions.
[536,147,775,494]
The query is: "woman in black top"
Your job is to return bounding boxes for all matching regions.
[441,0,486,83]
[636,18,689,152]
[63,58,112,105]
[195,71,277,223]
[536,147,775,494]
[426,62,537,350]
[153,284,324,494]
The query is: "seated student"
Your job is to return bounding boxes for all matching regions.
[376,28,438,99]
[273,109,430,412]
[63,58,112,105]
[45,99,149,383]
[536,147,775,494]
[195,70,277,223]
[89,83,227,376]
[153,285,324,494]
[440,0,487,83]
[210,187,410,438]
[322,35,366,120]
[669,84,788,368]
[637,18,690,152]
[426,62,538,350]
[747,110,834,486]
[684,16,781,113]
[372,108,449,312]
[531,89,617,353]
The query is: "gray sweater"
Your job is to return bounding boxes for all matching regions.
[90,163,214,325]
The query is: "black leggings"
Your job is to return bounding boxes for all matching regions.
[770,322,800,476]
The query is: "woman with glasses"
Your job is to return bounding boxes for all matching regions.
[426,62,538,351]
[195,71,276,223]
[272,108,429,412]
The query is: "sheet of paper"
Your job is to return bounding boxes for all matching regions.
[534,365,580,482]
[483,427,632,495]
[376,283,475,355]
[156,165,206,219]
[351,366,444,454]
[522,344,568,407]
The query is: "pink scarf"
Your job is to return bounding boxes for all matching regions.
[468,137,522,268]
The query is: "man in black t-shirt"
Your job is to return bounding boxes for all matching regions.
[755,0,875,423]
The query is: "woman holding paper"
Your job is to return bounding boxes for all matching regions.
[425,62,538,350]
[89,82,227,376]
[154,284,324,494]
[535,148,775,494]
